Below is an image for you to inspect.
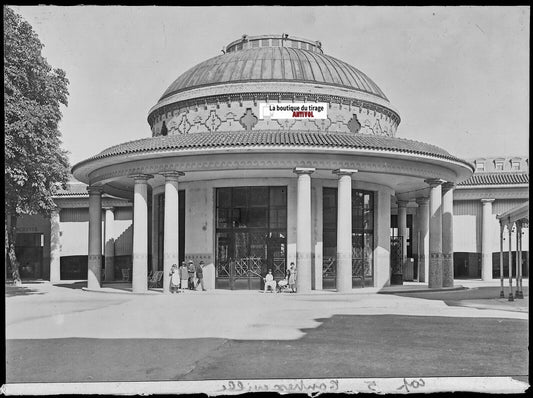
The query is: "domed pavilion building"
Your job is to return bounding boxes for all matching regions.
[72,34,474,293]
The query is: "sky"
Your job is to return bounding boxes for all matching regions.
[10,6,530,167]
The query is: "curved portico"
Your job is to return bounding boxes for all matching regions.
[72,34,473,293]
[73,131,473,292]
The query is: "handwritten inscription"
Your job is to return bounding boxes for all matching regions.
[396,378,426,393]
[220,379,339,393]
[220,378,426,394]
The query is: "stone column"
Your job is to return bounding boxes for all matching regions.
[293,167,315,293]
[313,183,323,291]
[397,199,408,282]
[374,190,391,288]
[416,197,430,283]
[425,179,443,288]
[507,220,514,301]
[481,199,495,281]
[411,205,419,280]
[333,169,357,292]
[151,192,159,274]
[131,174,153,293]
[442,182,455,287]
[499,221,505,298]
[49,209,61,283]
[516,221,523,299]
[104,207,115,283]
[87,186,103,289]
[161,171,184,294]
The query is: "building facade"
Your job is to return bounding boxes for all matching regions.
[453,156,529,280]
[11,35,527,292]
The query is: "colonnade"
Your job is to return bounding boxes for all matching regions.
[87,166,367,294]
[87,172,185,293]
[397,179,455,288]
[293,167,359,293]
[498,217,527,301]
[86,172,461,293]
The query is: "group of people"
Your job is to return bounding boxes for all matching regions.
[169,260,207,294]
[263,262,296,293]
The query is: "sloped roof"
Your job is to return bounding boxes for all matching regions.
[458,172,529,186]
[76,131,468,166]
[54,181,88,196]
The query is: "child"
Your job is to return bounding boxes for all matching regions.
[169,264,180,294]
[288,262,296,293]
[187,260,196,290]
[179,261,188,291]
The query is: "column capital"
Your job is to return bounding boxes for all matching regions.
[481,198,495,204]
[416,196,429,206]
[424,178,445,188]
[129,173,154,182]
[396,199,409,208]
[102,206,115,211]
[332,168,358,176]
[160,170,185,180]
[87,186,103,195]
[293,167,315,175]
[442,182,456,192]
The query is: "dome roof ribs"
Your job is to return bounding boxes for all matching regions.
[157,37,390,103]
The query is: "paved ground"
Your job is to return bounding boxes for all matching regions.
[5,280,529,386]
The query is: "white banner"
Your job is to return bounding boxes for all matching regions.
[259,102,328,119]
[2,377,528,395]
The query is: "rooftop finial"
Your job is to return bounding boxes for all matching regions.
[224,35,324,54]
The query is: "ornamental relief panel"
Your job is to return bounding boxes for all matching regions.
[204,110,222,132]
[314,118,331,132]
[276,118,296,130]
[177,114,191,134]
[239,108,259,131]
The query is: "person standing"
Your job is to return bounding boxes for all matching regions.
[169,264,180,294]
[288,262,296,293]
[195,260,207,291]
[179,261,188,291]
[187,260,196,290]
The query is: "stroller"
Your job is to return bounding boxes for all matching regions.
[276,277,292,293]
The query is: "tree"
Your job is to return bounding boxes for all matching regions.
[4,6,70,286]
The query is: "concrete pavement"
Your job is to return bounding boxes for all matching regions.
[6,279,528,341]
[5,279,529,390]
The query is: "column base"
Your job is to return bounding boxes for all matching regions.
[391,274,403,285]
[508,293,514,302]
[516,291,524,299]
[499,290,505,298]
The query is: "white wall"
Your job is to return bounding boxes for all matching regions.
[453,199,529,254]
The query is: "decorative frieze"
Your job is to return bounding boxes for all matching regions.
[149,92,400,137]
[89,155,457,185]
[185,253,213,262]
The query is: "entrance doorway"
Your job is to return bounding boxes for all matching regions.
[215,186,287,290]
[14,233,44,279]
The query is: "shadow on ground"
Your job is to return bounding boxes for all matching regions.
[6,314,528,383]
[5,284,46,297]
[391,286,528,300]
[54,282,87,290]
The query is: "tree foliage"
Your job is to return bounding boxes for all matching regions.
[4,6,70,284]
